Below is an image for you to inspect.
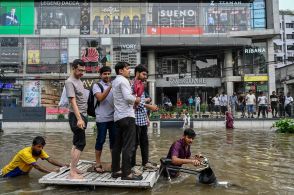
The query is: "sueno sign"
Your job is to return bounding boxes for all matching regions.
[160,9,196,17]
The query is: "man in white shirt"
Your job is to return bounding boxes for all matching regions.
[111,62,142,180]
[284,92,293,117]
[212,94,220,117]
[246,90,256,118]
[257,91,267,118]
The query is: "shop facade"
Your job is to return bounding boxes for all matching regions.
[0,0,279,110]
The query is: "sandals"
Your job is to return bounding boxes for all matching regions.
[87,164,105,173]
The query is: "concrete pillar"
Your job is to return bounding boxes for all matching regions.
[148,50,156,103]
[187,59,191,75]
[224,50,233,96]
[267,38,276,96]
[283,82,288,94]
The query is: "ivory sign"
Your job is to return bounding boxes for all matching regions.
[170,78,207,86]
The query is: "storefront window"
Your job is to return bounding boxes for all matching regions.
[91,3,145,35]
[192,56,221,78]
[242,41,268,74]
[26,38,68,74]
[0,37,23,73]
[36,1,81,30]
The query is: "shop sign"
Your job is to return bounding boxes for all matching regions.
[244,47,266,54]
[244,75,268,82]
[170,78,207,86]
[41,39,60,50]
[40,1,80,7]
[147,27,203,35]
[102,7,120,15]
[210,1,243,6]
[0,82,14,89]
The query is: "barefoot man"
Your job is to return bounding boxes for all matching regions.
[65,59,88,179]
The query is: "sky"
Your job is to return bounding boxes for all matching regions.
[279,0,294,10]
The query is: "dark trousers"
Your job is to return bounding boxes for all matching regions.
[258,105,266,118]
[131,125,149,167]
[112,117,136,177]
[271,103,278,117]
[279,103,285,117]
[285,104,292,117]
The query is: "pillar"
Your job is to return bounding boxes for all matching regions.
[267,38,276,95]
[148,50,156,103]
[224,50,233,96]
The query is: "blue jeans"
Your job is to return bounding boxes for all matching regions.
[247,105,254,113]
[95,121,116,151]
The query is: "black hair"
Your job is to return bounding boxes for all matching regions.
[99,66,112,74]
[32,136,46,146]
[183,128,196,138]
[134,64,148,74]
[72,59,85,69]
[115,61,130,75]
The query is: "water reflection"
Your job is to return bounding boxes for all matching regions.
[0,128,293,195]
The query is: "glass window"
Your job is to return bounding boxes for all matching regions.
[286,23,294,28]
[36,3,80,30]
[286,34,294,39]
[287,45,294,50]
[0,37,23,73]
[26,38,68,74]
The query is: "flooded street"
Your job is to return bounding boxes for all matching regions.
[0,128,293,195]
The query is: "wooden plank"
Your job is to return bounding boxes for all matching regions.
[39,160,160,188]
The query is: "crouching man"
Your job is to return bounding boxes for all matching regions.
[165,128,202,178]
[1,136,68,178]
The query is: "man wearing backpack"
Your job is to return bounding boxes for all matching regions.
[92,66,115,173]
[65,59,88,180]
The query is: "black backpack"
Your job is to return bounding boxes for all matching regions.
[87,82,104,117]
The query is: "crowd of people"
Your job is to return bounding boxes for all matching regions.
[165,90,294,119]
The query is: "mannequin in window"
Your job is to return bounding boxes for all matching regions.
[103,15,111,34]
[122,16,131,34]
[132,15,140,33]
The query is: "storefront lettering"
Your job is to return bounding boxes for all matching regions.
[40,1,80,7]
[102,7,120,15]
[170,78,207,86]
[244,48,266,54]
[120,44,137,50]
[160,9,196,17]
[210,1,242,6]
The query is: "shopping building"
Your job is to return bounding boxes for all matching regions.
[0,0,279,111]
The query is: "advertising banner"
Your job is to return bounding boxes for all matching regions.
[28,50,40,64]
[80,0,90,35]
[147,4,203,35]
[37,1,81,30]
[23,81,41,107]
[91,3,144,35]
[0,1,34,34]
[244,75,268,82]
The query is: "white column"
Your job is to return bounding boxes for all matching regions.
[225,50,233,96]
[148,50,156,103]
[267,38,276,95]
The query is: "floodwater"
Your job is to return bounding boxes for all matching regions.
[0,128,293,195]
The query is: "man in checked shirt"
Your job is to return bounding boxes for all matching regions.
[131,65,158,172]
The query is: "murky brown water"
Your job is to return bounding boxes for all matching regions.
[0,128,293,195]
